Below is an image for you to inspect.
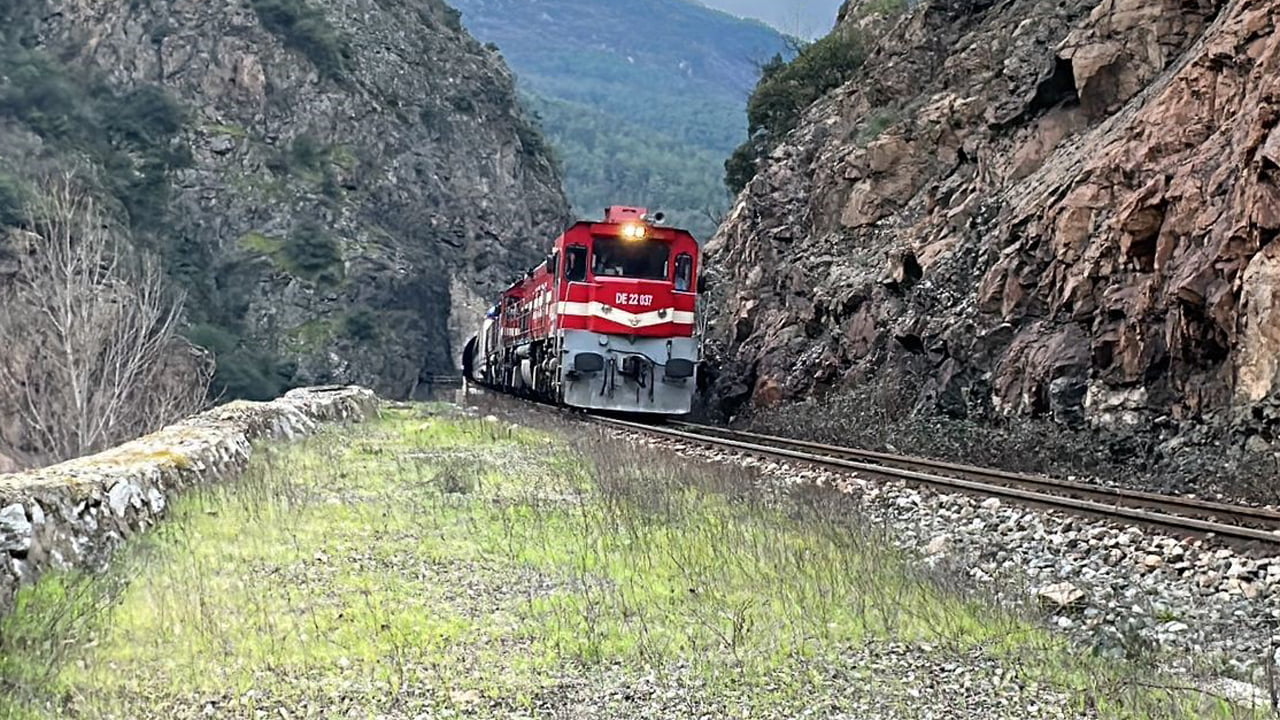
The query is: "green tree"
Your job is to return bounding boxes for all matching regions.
[250,0,351,80]
[726,29,867,193]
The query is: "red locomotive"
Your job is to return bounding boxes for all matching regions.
[462,206,703,414]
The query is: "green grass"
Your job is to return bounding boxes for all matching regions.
[237,222,344,285]
[203,123,249,139]
[238,231,285,256]
[0,407,1251,718]
[857,107,902,145]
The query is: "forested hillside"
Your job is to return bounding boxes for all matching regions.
[698,0,846,36]
[453,0,790,239]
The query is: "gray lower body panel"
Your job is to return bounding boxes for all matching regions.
[560,330,699,415]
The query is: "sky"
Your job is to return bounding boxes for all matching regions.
[696,0,846,38]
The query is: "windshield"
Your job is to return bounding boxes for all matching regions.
[592,237,670,280]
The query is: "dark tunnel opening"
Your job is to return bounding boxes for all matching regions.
[1028,56,1080,115]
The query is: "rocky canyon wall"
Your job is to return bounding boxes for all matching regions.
[0,0,570,402]
[709,0,1280,441]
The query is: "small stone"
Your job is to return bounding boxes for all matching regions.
[449,689,482,706]
[925,535,950,555]
[0,503,32,553]
[1142,554,1164,570]
[1226,560,1254,579]
[1036,582,1085,609]
[980,497,1002,510]
[210,135,236,154]
[107,481,141,517]
[27,501,44,528]
[1204,678,1270,708]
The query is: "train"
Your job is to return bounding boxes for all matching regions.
[462,206,703,415]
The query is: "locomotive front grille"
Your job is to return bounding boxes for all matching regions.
[574,352,605,374]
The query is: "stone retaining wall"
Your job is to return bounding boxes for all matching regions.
[0,386,378,615]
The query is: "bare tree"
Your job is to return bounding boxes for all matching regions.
[0,173,210,465]
[700,203,730,232]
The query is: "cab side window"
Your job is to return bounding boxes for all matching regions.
[566,245,588,282]
[674,253,694,292]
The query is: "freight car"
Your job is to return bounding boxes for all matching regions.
[462,206,702,415]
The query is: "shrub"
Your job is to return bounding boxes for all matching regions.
[863,0,909,16]
[0,47,84,140]
[0,46,190,231]
[726,30,868,192]
[185,323,240,356]
[515,120,551,160]
[212,348,295,401]
[857,107,901,146]
[186,323,296,401]
[344,308,378,342]
[105,86,187,146]
[288,133,327,173]
[440,4,463,32]
[0,172,28,227]
[723,138,762,195]
[282,219,342,281]
[250,0,351,80]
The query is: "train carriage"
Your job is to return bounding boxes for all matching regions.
[463,206,702,415]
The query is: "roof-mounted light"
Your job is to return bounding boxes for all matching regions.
[620,223,647,239]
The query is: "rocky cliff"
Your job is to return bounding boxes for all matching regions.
[708,0,1280,445]
[0,0,570,400]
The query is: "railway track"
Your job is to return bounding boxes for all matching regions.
[589,416,1280,552]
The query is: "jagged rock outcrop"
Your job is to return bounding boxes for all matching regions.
[1,0,570,399]
[708,0,1280,437]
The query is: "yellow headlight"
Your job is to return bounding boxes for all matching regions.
[621,223,646,239]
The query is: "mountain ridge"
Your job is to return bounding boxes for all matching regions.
[696,0,847,37]
[453,0,792,238]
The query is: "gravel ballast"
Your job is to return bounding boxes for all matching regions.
[601,427,1280,710]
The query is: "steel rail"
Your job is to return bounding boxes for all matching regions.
[590,416,1280,549]
[666,421,1280,529]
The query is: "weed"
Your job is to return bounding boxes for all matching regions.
[858,107,901,145]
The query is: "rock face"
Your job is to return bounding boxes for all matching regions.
[707,0,1280,434]
[2,0,570,399]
